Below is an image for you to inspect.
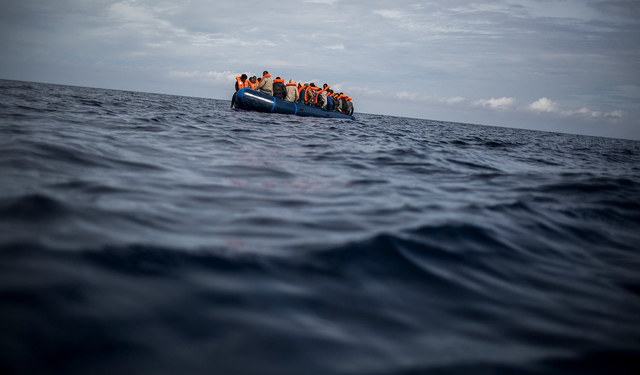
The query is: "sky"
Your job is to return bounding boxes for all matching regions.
[1,0,639,140]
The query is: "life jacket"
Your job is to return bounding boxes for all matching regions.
[298,86,307,103]
[235,76,249,90]
[272,79,286,99]
[286,82,297,87]
[262,74,271,79]
[247,80,257,89]
[315,85,330,104]
[307,86,319,102]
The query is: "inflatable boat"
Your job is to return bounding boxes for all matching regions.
[233,88,355,120]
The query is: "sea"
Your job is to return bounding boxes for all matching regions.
[1,79,640,375]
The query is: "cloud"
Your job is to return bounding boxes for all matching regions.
[605,110,627,118]
[474,97,518,110]
[528,97,627,119]
[529,97,559,113]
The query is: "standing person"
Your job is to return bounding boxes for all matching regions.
[255,71,273,96]
[285,79,299,102]
[272,77,286,99]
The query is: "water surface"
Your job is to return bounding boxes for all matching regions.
[1,80,640,374]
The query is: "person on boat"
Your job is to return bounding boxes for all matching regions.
[248,76,257,89]
[315,83,330,108]
[231,74,249,108]
[345,97,354,115]
[297,83,308,104]
[326,90,334,111]
[272,77,286,99]
[335,93,345,113]
[285,79,299,102]
[340,94,349,114]
[255,71,273,96]
[234,74,250,91]
[305,83,319,105]
[341,95,349,114]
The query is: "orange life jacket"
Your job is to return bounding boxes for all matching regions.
[306,86,319,102]
[315,85,330,103]
[262,74,271,79]
[236,76,249,90]
[298,85,307,102]
[273,79,285,84]
[286,82,297,87]
[247,80,257,89]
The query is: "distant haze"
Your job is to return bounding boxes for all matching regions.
[1,0,639,140]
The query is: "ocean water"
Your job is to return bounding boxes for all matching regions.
[1,79,640,374]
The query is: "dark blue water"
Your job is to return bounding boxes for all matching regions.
[1,79,640,374]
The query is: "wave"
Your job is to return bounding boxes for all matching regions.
[2,80,640,374]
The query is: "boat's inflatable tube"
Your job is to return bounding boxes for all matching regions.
[234,88,355,120]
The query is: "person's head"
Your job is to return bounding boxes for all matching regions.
[323,83,328,89]
[289,79,295,84]
[250,76,256,82]
[258,77,262,83]
[276,77,281,80]
[263,71,269,76]
[310,83,315,87]
[241,74,247,81]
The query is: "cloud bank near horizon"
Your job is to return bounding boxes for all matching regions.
[1,0,639,138]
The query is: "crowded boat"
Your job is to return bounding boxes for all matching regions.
[232,71,354,118]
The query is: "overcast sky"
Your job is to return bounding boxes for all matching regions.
[1,0,639,139]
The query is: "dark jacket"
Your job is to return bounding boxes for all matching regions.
[272,79,286,99]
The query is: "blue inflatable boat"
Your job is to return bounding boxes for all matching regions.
[233,88,355,120]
